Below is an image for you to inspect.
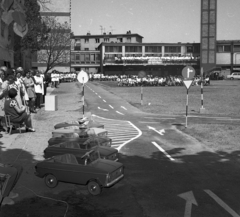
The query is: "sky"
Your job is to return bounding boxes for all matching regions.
[71,0,240,43]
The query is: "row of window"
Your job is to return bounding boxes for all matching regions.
[104,46,186,53]
[71,53,100,63]
[217,45,240,52]
[77,37,131,44]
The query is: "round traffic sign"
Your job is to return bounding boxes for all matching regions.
[77,70,89,84]
[182,66,195,80]
[138,70,146,78]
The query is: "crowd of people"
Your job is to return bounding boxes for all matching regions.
[0,66,52,134]
[90,74,211,87]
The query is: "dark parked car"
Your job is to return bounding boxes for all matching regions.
[44,141,118,161]
[35,151,124,195]
[52,127,108,138]
[48,135,112,147]
[54,119,104,130]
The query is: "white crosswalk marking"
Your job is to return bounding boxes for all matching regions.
[92,115,142,151]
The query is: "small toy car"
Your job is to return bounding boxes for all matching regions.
[48,135,112,147]
[34,151,124,195]
[54,119,104,130]
[44,141,118,161]
[52,128,108,138]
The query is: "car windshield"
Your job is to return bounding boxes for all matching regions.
[87,151,100,164]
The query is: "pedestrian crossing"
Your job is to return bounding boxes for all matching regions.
[92,115,142,151]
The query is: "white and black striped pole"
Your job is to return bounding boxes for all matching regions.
[82,77,85,117]
[141,80,143,105]
[200,67,205,113]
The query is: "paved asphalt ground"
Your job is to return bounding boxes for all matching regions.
[1,81,240,217]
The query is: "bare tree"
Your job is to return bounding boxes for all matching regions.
[37,16,71,73]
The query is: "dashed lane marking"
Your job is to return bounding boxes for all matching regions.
[109,105,114,109]
[92,115,142,151]
[103,99,106,102]
[121,106,127,110]
[99,96,102,98]
[116,111,124,115]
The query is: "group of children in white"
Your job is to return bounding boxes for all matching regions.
[90,74,210,87]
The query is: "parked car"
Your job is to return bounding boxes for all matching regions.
[54,119,104,130]
[48,135,112,147]
[227,72,240,80]
[34,151,124,195]
[52,128,108,138]
[44,141,118,161]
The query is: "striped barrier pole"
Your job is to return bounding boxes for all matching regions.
[82,78,85,117]
[186,88,189,128]
[200,67,205,113]
[141,85,143,105]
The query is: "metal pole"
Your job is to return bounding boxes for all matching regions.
[82,78,84,117]
[186,89,189,128]
[141,85,143,105]
[201,81,204,109]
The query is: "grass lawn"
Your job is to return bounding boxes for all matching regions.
[93,80,240,153]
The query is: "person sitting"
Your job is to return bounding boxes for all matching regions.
[4,88,35,132]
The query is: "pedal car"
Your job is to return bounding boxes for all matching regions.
[34,151,124,195]
[54,119,104,130]
[48,135,112,147]
[52,128,108,138]
[44,141,118,161]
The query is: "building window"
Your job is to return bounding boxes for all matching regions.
[105,46,122,52]
[85,38,89,43]
[165,46,181,53]
[217,45,231,52]
[85,48,89,51]
[127,37,131,43]
[71,54,75,63]
[85,54,90,63]
[117,38,123,42]
[145,46,162,53]
[95,48,98,50]
[125,46,142,52]
[90,54,95,62]
[95,38,100,43]
[80,54,85,63]
[104,38,110,42]
[233,45,240,52]
[186,46,193,53]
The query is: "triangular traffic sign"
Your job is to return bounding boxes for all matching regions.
[183,80,193,89]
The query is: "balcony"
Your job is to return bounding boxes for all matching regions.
[103,56,200,66]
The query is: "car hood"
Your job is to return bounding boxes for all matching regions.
[91,159,122,173]
[95,146,117,157]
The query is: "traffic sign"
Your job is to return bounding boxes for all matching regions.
[182,66,195,80]
[138,70,146,78]
[77,70,89,84]
[183,80,193,90]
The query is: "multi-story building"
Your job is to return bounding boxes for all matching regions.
[216,40,240,71]
[71,31,143,74]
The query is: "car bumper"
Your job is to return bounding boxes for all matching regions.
[106,174,124,187]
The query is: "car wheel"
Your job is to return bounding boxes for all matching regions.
[87,180,102,195]
[45,174,58,188]
[230,77,234,80]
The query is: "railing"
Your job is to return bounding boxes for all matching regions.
[103,57,200,65]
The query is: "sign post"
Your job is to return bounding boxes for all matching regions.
[182,66,195,128]
[200,67,206,113]
[77,70,89,117]
[138,70,146,106]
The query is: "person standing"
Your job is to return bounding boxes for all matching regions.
[23,71,36,113]
[33,70,44,110]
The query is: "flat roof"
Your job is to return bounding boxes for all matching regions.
[72,33,144,39]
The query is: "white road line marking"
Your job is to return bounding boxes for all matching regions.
[145,117,176,120]
[121,106,127,110]
[116,111,124,115]
[204,190,240,217]
[92,114,142,152]
[151,142,175,161]
[98,107,108,111]
[99,96,101,98]
[103,99,106,102]
[139,121,159,124]
[109,105,114,109]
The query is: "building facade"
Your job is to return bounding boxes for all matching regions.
[71,31,143,74]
